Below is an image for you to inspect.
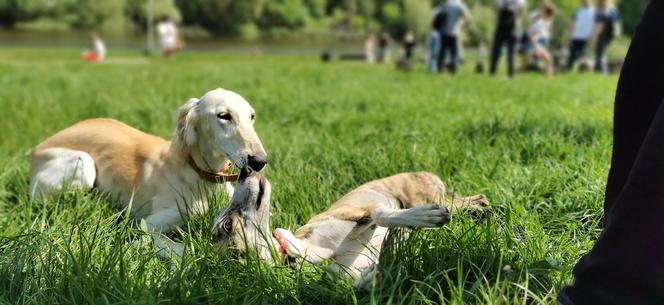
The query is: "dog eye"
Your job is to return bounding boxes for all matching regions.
[250,113,255,121]
[217,113,232,121]
[222,218,233,233]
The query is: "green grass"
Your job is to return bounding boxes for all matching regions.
[0,48,617,304]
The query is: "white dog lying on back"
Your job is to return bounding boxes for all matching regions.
[212,171,489,288]
[29,88,267,233]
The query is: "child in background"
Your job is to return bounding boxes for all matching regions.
[520,1,558,75]
[83,33,106,62]
[593,0,621,73]
[157,16,178,58]
[566,0,596,71]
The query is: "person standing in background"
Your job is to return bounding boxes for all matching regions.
[490,0,526,78]
[377,32,391,64]
[157,16,178,58]
[593,0,621,73]
[438,0,472,74]
[566,0,596,71]
[402,31,416,61]
[364,34,376,64]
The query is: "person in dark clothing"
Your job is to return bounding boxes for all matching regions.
[593,0,621,73]
[377,32,391,64]
[432,5,447,72]
[403,31,416,61]
[558,1,664,304]
[490,0,526,78]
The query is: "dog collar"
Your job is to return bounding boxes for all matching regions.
[187,155,239,183]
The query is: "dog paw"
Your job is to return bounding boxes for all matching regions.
[404,204,451,227]
[274,228,298,257]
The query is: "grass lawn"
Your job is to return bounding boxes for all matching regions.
[0,48,617,304]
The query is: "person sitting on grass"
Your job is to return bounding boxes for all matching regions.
[437,0,472,74]
[83,33,106,63]
[519,1,558,76]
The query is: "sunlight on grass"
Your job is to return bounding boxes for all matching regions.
[0,49,617,304]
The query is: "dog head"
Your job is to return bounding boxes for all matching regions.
[175,88,268,173]
[211,169,276,262]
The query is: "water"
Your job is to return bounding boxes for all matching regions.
[0,29,363,55]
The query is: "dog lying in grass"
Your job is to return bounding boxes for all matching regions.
[29,88,267,234]
[212,171,489,288]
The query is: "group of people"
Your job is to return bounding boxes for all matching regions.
[425,0,621,76]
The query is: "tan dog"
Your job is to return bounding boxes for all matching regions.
[30,88,267,233]
[212,172,489,288]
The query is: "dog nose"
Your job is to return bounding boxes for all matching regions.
[247,154,267,172]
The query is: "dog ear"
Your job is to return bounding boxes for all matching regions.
[176,98,200,147]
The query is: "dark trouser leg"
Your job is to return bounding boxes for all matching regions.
[506,33,516,77]
[440,35,449,73]
[448,35,459,73]
[594,38,611,72]
[438,31,446,72]
[560,1,664,304]
[567,40,588,70]
[490,30,505,75]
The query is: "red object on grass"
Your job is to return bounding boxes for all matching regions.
[84,52,99,62]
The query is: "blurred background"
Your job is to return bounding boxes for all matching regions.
[0,0,646,55]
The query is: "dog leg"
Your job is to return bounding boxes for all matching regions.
[274,228,334,263]
[30,148,96,201]
[353,263,383,290]
[372,204,451,228]
[446,194,491,214]
[144,206,184,234]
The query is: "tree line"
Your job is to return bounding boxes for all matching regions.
[0,0,648,43]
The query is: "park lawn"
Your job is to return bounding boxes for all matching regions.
[0,48,617,304]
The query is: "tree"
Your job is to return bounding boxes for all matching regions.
[0,0,64,27]
[125,0,181,30]
[175,0,263,35]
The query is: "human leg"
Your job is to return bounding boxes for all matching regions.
[560,1,664,304]
[448,35,459,74]
[506,33,516,77]
[490,30,505,75]
[594,38,611,73]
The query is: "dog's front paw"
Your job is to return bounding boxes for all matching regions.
[404,204,451,227]
[274,228,300,258]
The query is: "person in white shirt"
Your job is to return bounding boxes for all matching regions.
[489,0,527,78]
[157,16,178,58]
[566,0,596,70]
